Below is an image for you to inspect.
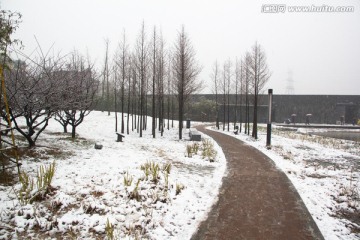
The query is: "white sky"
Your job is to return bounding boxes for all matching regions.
[2,0,360,95]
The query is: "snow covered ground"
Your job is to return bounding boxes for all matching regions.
[0,111,226,239]
[210,124,360,240]
[1,111,359,239]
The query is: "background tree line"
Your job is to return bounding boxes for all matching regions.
[96,23,201,140]
[211,42,271,139]
[1,12,202,149]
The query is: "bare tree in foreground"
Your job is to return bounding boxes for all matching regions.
[244,52,252,136]
[250,42,271,139]
[173,26,202,140]
[5,53,64,147]
[134,22,149,138]
[151,27,157,138]
[55,52,98,139]
[114,31,129,134]
[156,31,166,137]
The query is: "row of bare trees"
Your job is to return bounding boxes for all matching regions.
[2,51,99,147]
[212,42,271,139]
[99,23,201,140]
[1,9,100,148]
[2,12,201,147]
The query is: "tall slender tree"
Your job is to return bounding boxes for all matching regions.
[151,26,157,138]
[166,54,172,130]
[126,55,132,135]
[239,59,244,133]
[225,59,231,132]
[250,42,271,139]
[134,22,149,138]
[222,63,226,131]
[115,30,129,134]
[157,30,166,136]
[103,39,111,115]
[234,58,240,128]
[211,60,220,129]
[172,26,201,140]
[244,52,252,135]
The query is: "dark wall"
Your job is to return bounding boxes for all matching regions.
[187,94,360,124]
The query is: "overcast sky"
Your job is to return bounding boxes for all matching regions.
[2,0,360,95]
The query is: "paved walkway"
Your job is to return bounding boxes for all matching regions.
[191,125,324,240]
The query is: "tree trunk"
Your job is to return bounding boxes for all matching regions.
[121,86,124,134]
[71,125,76,139]
[178,99,183,139]
[252,90,258,139]
[115,88,118,132]
[27,137,36,148]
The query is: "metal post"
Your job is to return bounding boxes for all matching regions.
[266,89,273,148]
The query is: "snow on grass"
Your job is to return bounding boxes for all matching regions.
[0,111,226,239]
[209,124,360,240]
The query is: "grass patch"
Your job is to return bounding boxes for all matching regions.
[16,161,56,205]
[186,139,217,162]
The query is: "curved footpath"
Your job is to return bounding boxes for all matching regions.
[191,125,324,240]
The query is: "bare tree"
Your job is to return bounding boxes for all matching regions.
[55,52,99,139]
[157,30,166,136]
[113,65,118,132]
[222,63,226,131]
[102,39,111,115]
[250,42,271,139]
[225,59,232,131]
[172,26,202,140]
[243,52,252,135]
[234,58,240,128]
[5,52,65,147]
[239,59,244,133]
[131,53,138,132]
[166,53,172,130]
[134,22,149,138]
[221,61,231,131]
[0,9,22,150]
[115,31,129,134]
[151,26,157,138]
[126,55,132,135]
[211,60,220,129]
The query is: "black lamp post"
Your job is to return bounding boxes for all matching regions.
[266,89,273,148]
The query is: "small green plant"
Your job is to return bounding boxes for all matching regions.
[105,218,114,240]
[186,142,201,158]
[192,142,200,155]
[150,189,160,203]
[124,171,133,187]
[163,171,169,191]
[339,169,359,200]
[201,139,217,162]
[162,162,172,175]
[141,161,164,184]
[186,144,193,158]
[66,226,79,240]
[17,171,34,205]
[129,179,142,201]
[149,161,160,184]
[16,161,56,205]
[37,161,56,191]
[176,183,184,195]
[141,162,151,180]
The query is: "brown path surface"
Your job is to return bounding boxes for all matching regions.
[191,125,324,240]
